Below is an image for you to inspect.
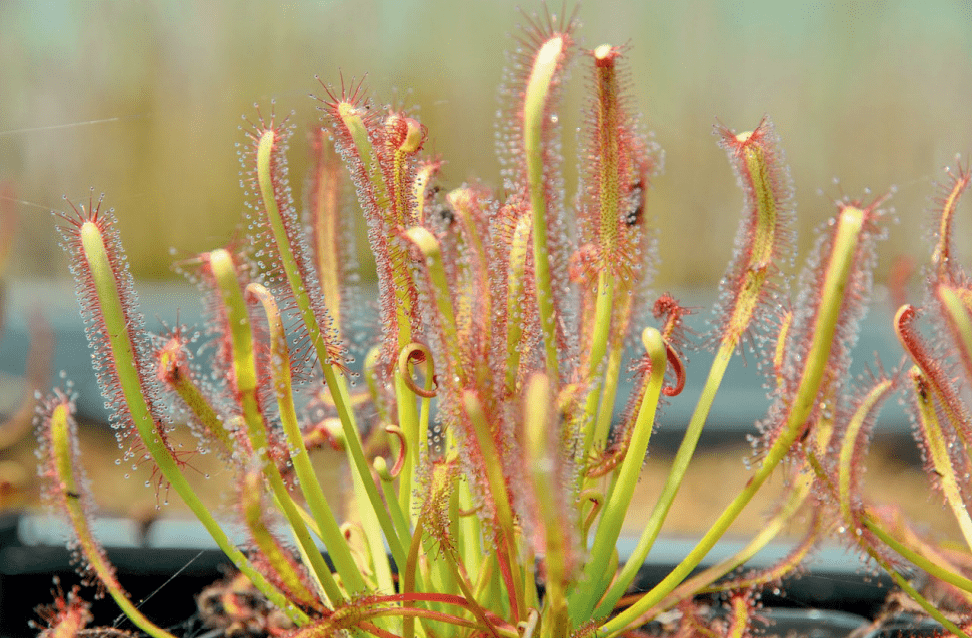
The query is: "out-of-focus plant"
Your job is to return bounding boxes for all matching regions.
[0,181,52,509]
[31,7,972,638]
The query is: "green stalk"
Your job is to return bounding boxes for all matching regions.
[465,390,524,623]
[49,402,179,638]
[675,397,836,609]
[402,516,425,638]
[329,371,409,571]
[906,366,972,551]
[596,339,734,614]
[417,385,433,518]
[406,227,464,382]
[373,451,412,553]
[440,542,503,638]
[635,476,812,618]
[247,282,368,596]
[256,130,406,572]
[862,510,972,595]
[472,552,499,614]
[396,342,436,530]
[395,367,420,525]
[597,122,790,612]
[524,35,567,383]
[240,469,320,608]
[861,527,971,638]
[523,374,569,638]
[421,499,454,620]
[837,378,895,527]
[364,345,392,427]
[457,477,483,592]
[805,449,972,599]
[78,225,306,625]
[580,270,616,454]
[569,327,666,623]
[212,261,342,603]
[505,213,533,394]
[598,206,867,637]
[591,294,631,452]
[208,249,260,429]
[887,522,972,606]
[210,252,342,599]
[356,469,396,599]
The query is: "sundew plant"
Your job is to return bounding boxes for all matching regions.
[32,6,972,638]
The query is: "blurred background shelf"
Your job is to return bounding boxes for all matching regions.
[0,279,910,445]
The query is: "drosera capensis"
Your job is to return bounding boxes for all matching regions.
[32,5,972,638]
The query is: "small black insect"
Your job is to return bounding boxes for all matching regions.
[625,179,645,227]
[432,202,455,225]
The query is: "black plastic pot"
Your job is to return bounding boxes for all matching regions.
[0,511,946,638]
[0,512,227,638]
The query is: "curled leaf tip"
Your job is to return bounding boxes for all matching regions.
[661,342,686,397]
[397,342,437,398]
[383,425,407,478]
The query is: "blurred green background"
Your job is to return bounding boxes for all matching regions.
[2,0,972,286]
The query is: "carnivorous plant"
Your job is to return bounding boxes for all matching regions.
[32,6,972,638]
